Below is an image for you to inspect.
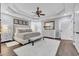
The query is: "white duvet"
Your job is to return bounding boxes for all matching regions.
[14,39,60,56]
[15,32,40,39]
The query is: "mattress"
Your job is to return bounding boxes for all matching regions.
[14,39,60,56]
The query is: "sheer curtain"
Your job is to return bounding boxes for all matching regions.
[31,21,42,33]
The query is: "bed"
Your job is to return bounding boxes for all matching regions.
[14,28,42,45]
[14,39,60,56]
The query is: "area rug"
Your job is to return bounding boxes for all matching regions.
[5,41,19,47]
[14,39,60,56]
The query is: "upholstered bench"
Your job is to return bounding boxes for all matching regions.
[29,35,43,46]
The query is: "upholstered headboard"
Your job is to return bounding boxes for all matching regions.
[13,24,31,37]
[15,28,32,33]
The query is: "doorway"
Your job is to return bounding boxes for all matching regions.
[59,16,73,40]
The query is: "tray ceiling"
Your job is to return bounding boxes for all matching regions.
[1,3,79,21]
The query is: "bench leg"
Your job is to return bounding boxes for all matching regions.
[43,37,44,40]
[32,41,34,46]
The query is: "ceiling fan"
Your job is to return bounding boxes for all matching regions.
[32,7,45,17]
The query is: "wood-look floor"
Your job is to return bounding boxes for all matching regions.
[1,43,22,56]
[56,40,79,56]
[1,40,79,56]
[0,54,2,56]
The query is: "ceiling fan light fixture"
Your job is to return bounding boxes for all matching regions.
[32,7,45,17]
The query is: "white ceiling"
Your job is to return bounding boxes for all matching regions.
[13,3,64,16]
[1,3,79,21]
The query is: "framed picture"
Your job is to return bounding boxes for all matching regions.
[25,22,28,25]
[14,19,19,24]
[14,19,29,25]
[19,20,23,25]
[22,21,26,25]
[44,21,55,30]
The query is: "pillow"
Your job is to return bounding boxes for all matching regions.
[26,29,32,32]
[18,29,32,33]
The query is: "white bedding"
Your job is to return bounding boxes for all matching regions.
[15,32,40,39]
[14,30,42,45]
[14,39,60,56]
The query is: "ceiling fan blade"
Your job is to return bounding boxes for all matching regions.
[40,14,45,16]
[39,10,42,13]
[37,14,40,17]
[37,7,40,11]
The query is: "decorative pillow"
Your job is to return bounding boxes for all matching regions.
[26,29,32,32]
[18,29,32,33]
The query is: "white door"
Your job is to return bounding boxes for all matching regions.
[60,16,73,40]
